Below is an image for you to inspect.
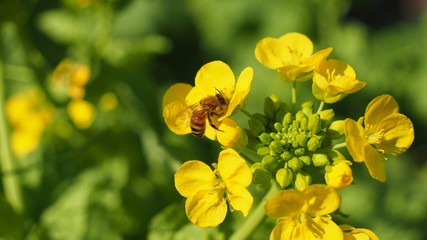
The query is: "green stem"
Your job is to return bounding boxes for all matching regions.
[317,101,325,114]
[229,183,279,240]
[333,142,347,150]
[0,58,24,214]
[240,109,253,118]
[291,81,297,114]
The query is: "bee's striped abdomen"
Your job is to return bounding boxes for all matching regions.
[190,110,207,138]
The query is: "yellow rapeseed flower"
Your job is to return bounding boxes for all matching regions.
[174,148,253,227]
[162,61,253,148]
[325,161,353,189]
[344,94,414,182]
[51,59,91,100]
[265,184,343,240]
[340,225,379,240]
[255,32,332,82]
[312,59,366,103]
[67,99,96,129]
[6,89,53,157]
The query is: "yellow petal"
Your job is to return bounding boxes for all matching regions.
[162,83,193,135]
[216,118,244,148]
[312,72,330,101]
[200,122,216,140]
[303,47,333,67]
[308,216,344,240]
[270,217,343,240]
[341,225,379,240]
[277,65,314,82]
[223,67,253,118]
[344,119,366,163]
[304,184,341,215]
[377,113,414,155]
[255,37,286,69]
[174,160,216,198]
[265,190,304,219]
[364,94,399,128]
[218,148,252,186]
[279,32,314,59]
[185,190,227,227]
[226,182,253,216]
[186,61,236,104]
[269,218,295,240]
[363,142,386,182]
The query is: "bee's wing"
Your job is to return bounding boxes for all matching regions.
[175,102,200,129]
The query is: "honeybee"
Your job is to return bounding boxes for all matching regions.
[189,92,229,138]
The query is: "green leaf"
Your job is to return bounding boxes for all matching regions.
[41,157,131,240]
[37,10,83,44]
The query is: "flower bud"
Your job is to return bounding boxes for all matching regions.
[308,113,321,134]
[288,157,303,171]
[307,135,323,151]
[296,111,308,131]
[295,132,308,147]
[276,168,293,188]
[299,156,311,165]
[269,94,282,112]
[248,118,266,137]
[295,171,312,190]
[269,140,283,155]
[295,111,306,121]
[259,133,272,145]
[326,120,344,139]
[319,109,335,127]
[312,153,330,167]
[264,97,276,120]
[251,163,272,184]
[294,147,305,156]
[262,155,278,171]
[325,161,353,189]
[301,101,314,116]
[274,122,283,132]
[269,132,281,141]
[300,115,308,130]
[292,119,300,129]
[257,146,270,156]
[280,151,293,161]
[282,112,293,125]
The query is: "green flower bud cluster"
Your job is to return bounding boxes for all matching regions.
[248,95,341,190]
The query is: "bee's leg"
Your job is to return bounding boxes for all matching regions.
[208,114,224,132]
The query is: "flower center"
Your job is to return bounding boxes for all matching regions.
[288,47,303,65]
[325,68,336,82]
[367,129,385,145]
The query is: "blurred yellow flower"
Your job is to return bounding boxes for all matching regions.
[312,59,366,103]
[162,61,253,147]
[51,59,91,100]
[344,94,414,182]
[255,32,332,82]
[174,148,253,227]
[6,89,53,157]
[325,161,353,189]
[67,99,96,129]
[340,225,379,240]
[265,184,343,240]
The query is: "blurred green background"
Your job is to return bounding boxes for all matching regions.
[1,0,427,239]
